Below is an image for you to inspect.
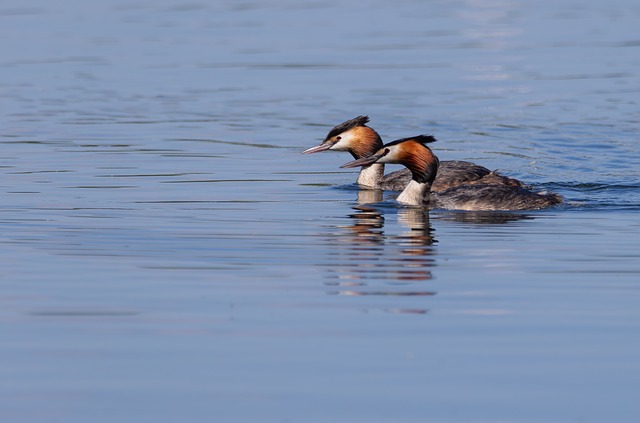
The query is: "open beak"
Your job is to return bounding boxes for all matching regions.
[340,151,387,168]
[302,141,336,154]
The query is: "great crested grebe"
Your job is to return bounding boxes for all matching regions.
[303,116,523,192]
[340,135,562,211]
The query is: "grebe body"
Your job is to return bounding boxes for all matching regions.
[340,136,562,211]
[303,116,523,192]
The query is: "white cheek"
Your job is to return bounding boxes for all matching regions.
[378,148,401,164]
[329,132,355,151]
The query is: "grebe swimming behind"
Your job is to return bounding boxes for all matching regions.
[340,135,562,211]
[303,116,523,192]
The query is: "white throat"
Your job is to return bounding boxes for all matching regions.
[396,179,430,206]
[356,163,384,188]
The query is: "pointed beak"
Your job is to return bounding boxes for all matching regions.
[302,141,336,154]
[340,151,387,168]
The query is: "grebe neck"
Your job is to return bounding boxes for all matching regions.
[396,180,431,206]
[356,163,384,188]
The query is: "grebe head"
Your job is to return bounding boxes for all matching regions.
[341,135,439,184]
[303,115,383,159]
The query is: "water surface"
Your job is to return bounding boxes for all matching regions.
[2,1,640,422]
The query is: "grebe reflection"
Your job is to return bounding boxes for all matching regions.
[322,195,437,313]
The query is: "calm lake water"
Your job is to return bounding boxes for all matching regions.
[2,1,640,422]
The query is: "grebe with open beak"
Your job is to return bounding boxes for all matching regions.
[340,135,562,211]
[303,116,523,192]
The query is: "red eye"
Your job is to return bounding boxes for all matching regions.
[336,136,341,141]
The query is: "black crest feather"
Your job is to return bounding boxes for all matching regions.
[385,134,437,147]
[324,116,370,141]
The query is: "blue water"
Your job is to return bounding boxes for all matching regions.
[2,1,640,422]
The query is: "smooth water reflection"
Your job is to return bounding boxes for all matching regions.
[323,202,436,305]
